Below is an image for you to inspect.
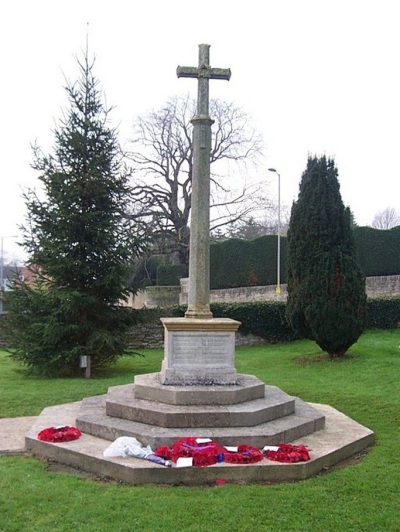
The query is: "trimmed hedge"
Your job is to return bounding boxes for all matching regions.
[170,302,294,342]
[353,226,400,276]
[208,227,400,290]
[210,236,287,289]
[365,298,400,329]
[156,264,188,286]
[169,298,400,343]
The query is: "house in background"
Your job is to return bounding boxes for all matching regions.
[0,264,23,290]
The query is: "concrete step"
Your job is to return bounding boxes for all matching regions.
[133,373,266,405]
[105,383,296,428]
[25,400,374,485]
[76,393,324,448]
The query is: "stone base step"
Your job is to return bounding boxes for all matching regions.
[133,373,266,405]
[76,394,325,448]
[25,400,374,485]
[105,383,296,428]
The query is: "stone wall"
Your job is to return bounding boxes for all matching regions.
[189,282,287,304]
[365,275,400,296]
[128,276,400,309]
[128,286,181,309]
[129,320,165,350]
[124,276,400,350]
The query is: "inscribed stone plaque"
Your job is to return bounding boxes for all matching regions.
[160,318,240,385]
[171,333,231,367]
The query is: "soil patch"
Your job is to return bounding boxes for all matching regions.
[294,352,359,366]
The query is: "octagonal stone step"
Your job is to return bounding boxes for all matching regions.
[133,373,266,405]
[105,383,295,428]
[76,394,325,449]
[25,400,374,486]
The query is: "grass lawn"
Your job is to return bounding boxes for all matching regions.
[0,329,399,531]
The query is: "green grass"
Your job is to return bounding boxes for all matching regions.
[1,330,400,531]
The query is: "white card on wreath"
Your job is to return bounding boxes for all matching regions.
[224,446,238,452]
[196,438,213,444]
[176,457,193,468]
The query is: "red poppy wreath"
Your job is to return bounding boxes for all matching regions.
[263,444,310,463]
[37,426,82,443]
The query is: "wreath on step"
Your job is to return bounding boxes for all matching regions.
[37,426,82,443]
[263,444,310,462]
[155,438,264,467]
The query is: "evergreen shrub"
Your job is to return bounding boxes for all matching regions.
[366,298,400,329]
[156,264,187,286]
[3,56,144,376]
[286,156,366,357]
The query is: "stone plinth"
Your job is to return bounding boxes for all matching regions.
[26,400,374,486]
[160,318,240,385]
[105,381,296,428]
[134,373,265,405]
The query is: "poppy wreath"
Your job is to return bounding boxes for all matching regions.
[37,426,82,443]
[263,444,310,463]
[154,437,223,467]
[154,439,264,466]
[223,445,264,465]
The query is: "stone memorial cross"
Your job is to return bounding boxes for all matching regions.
[177,44,231,319]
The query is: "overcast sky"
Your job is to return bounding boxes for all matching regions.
[1,0,399,261]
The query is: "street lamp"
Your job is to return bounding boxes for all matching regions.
[268,168,281,294]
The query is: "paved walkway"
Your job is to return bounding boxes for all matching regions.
[0,417,37,454]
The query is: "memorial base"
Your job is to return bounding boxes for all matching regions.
[160,318,241,385]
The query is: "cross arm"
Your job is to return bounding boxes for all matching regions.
[177,66,198,78]
[177,66,231,81]
[208,68,231,81]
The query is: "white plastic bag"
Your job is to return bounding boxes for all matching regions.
[103,436,153,459]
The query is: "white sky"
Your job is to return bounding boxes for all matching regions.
[1,0,399,261]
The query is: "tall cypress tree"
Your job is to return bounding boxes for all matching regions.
[286,155,366,358]
[4,54,145,376]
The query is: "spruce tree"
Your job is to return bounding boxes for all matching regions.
[3,54,144,376]
[286,155,366,358]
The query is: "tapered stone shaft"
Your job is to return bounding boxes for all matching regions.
[177,44,231,318]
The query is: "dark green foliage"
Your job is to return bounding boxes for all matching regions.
[366,298,400,329]
[286,155,367,358]
[130,259,188,287]
[211,239,252,288]
[156,264,188,286]
[171,302,297,342]
[354,225,400,276]
[3,55,144,376]
[155,298,398,344]
[210,236,287,289]
[211,302,296,341]
[208,228,400,290]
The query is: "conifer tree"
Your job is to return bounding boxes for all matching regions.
[286,155,366,358]
[3,54,145,376]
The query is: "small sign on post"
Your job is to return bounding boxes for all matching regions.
[79,355,91,379]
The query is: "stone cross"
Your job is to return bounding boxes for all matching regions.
[177,44,231,319]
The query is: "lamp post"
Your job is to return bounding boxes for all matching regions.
[0,235,18,313]
[268,168,281,294]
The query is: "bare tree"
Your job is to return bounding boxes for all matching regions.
[222,205,291,240]
[372,207,400,230]
[127,94,267,268]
